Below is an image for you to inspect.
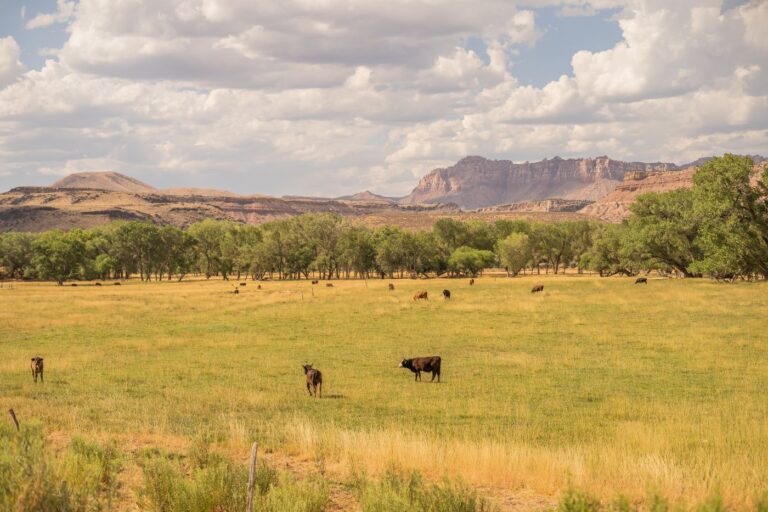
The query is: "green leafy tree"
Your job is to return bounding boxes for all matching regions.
[0,232,37,279]
[32,230,87,284]
[447,246,495,277]
[496,232,531,276]
[691,155,768,278]
[625,189,703,277]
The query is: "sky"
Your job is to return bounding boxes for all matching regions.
[0,0,766,197]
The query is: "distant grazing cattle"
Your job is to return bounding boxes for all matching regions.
[312,280,319,285]
[233,288,239,294]
[70,283,77,287]
[531,284,544,293]
[240,282,247,287]
[326,283,334,287]
[413,291,428,300]
[302,364,323,398]
[469,278,475,286]
[399,356,441,382]
[257,284,262,290]
[94,282,102,286]
[635,277,648,284]
[30,357,44,383]
[388,283,395,291]
[442,289,451,299]
[114,282,121,286]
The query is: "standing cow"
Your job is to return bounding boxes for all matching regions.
[399,356,441,382]
[442,289,451,299]
[388,283,395,291]
[302,364,323,398]
[30,357,44,383]
[635,277,648,284]
[469,278,475,286]
[413,291,428,300]
[531,284,544,293]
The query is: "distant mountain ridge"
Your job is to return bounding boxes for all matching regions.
[399,156,682,209]
[52,171,158,194]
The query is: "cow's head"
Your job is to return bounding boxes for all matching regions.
[398,359,411,369]
[302,364,313,374]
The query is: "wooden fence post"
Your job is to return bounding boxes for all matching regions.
[246,442,259,512]
[8,408,19,431]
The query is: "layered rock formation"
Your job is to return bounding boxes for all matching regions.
[400,156,678,209]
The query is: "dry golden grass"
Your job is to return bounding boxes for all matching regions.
[1,276,767,509]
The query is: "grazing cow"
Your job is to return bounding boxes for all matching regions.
[70,283,78,287]
[635,277,648,284]
[240,282,247,287]
[302,364,323,398]
[94,282,102,286]
[531,284,544,293]
[399,356,441,382]
[257,284,262,290]
[233,288,239,294]
[114,282,121,286]
[388,283,395,291]
[442,289,451,300]
[312,280,319,285]
[30,357,44,383]
[326,283,334,287]
[469,278,475,286]
[413,291,428,300]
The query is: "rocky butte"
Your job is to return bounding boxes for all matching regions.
[400,155,680,210]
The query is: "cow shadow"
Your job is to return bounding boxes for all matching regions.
[321,393,346,399]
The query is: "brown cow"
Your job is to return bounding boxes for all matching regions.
[30,357,44,383]
[388,283,395,291]
[302,364,323,398]
[399,356,441,382]
[531,284,544,293]
[94,282,102,287]
[257,284,262,290]
[312,280,319,285]
[635,277,648,284]
[114,282,121,286]
[326,283,334,288]
[469,278,475,286]
[240,282,247,286]
[413,291,428,300]
[233,288,239,294]
[442,289,451,299]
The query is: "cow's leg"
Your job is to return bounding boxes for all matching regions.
[431,371,436,382]
[307,382,313,397]
[31,368,35,383]
[318,382,322,398]
[40,369,43,383]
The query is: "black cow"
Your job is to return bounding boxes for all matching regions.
[302,364,323,398]
[30,357,44,383]
[94,282,102,287]
[442,289,451,299]
[399,356,441,382]
[240,282,247,287]
[635,277,648,284]
[531,284,544,293]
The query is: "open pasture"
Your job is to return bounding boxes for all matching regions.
[1,276,767,509]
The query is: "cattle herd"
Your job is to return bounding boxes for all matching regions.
[29,277,651,396]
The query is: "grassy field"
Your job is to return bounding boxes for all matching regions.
[1,276,767,510]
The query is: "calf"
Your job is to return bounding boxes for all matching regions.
[302,364,323,398]
[399,356,441,382]
[30,357,44,383]
[531,284,544,293]
[442,289,451,299]
[635,277,648,284]
[469,278,475,286]
[388,283,395,291]
[413,291,428,300]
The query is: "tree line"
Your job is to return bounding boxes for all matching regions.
[0,155,765,283]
